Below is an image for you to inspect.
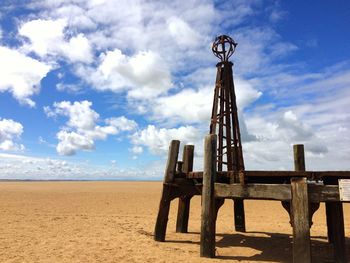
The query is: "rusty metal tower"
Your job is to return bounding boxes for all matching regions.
[210,35,246,231]
[210,35,244,179]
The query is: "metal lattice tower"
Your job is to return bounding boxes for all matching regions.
[210,35,244,179]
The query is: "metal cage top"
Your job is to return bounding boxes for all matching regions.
[212,35,237,62]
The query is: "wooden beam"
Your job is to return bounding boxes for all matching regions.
[200,134,217,258]
[187,170,350,179]
[154,140,180,242]
[308,185,340,202]
[291,177,311,263]
[215,183,291,200]
[176,145,195,233]
[214,183,341,202]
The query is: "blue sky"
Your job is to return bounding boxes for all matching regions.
[0,0,349,180]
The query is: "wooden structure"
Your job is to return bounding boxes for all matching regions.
[154,35,349,263]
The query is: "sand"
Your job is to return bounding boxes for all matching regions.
[0,181,349,263]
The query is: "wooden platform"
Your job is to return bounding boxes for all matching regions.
[154,138,349,263]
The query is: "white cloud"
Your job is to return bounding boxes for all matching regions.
[0,118,25,151]
[167,17,200,48]
[131,125,201,155]
[0,46,51,107]
[130,145,143,154]
[45,100,99,130]
[56,130,94,156]
[19,18,93,63]
[76,49,172,99]
[106,116,137,132]
[45,100,137,155]
[0,152,165,180]
[147,77,261,125]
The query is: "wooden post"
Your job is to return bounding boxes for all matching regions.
[200,135,217,258]
[176,145,194,233]
[324,175,346,263]
[328,202,347,263]
[234,199,245,232]
[291,177,311,263]
[291,144,311,262]
[293,144,305,171]
[325,202,334,243]
[154,140,180,241]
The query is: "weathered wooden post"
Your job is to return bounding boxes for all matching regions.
[154,140,180,241]
[327,201,346,263]
[200,134,217,257]
[176,145,194,233]
[324,171,347,263]
[291,144,311,263]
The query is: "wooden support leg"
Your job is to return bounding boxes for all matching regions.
[176,144,195,233]
[327,202,347,263]
[291,177,311,263]
[234,199,246,232]
[200,134,217,258]
[176,195,193,233]
[326,202,334,244]
[154,184,173,241]
[154,140,180,242]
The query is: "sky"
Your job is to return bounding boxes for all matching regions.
[0,0,349,180]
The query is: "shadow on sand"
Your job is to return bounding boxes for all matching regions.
[167,231,350,263]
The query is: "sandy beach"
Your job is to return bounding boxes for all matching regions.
[0,181,349,262]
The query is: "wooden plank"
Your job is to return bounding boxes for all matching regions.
[176,144,195,233]
[200,134,217,258]
[187,170,350,179]
[215,183,291,200]
[327,202,347,263]
[154,140,180,241]
[291,177,311,263]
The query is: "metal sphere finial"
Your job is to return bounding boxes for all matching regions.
[212,35,237,62]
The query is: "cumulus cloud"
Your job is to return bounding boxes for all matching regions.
[45,100,137,155]
[0,46,51,107]
[167,17,200,48]
[0,118,25,151]
[131,125,201,155]
[19,18,93,63]
[144,77,261,125]
[76,49,172,99]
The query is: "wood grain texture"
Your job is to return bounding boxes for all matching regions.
[291,177,311,263]
[176,144,195,233]
[200,134,217,258]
